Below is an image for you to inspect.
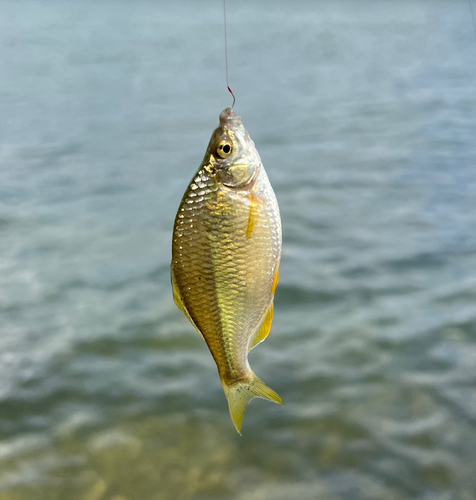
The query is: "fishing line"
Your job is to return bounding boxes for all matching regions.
[469,0,476,38]
[223,0,236,108]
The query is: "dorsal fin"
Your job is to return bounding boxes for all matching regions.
[171,267,204,340]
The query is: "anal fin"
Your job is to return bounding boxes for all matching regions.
[249,302,274,351]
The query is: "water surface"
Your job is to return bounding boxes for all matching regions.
[1,1,476,499]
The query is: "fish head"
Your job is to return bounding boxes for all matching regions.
[205,108,261,190]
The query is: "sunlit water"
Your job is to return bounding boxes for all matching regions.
[1,1,476,499]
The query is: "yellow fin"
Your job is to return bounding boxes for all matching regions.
[246,193,258,239]
[171,267,203,339]
[272,265,279,295]
[222,371,283,434]
[249,302,274,351]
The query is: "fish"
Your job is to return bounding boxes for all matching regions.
[171,107,282,433]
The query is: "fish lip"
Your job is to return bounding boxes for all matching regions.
[218,108,250,153]
[219,107,243,129]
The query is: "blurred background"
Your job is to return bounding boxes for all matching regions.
[1,0,476,499]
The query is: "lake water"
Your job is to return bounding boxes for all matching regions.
[1,1,476,499]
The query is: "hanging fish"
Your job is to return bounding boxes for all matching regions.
[171,107,282,433]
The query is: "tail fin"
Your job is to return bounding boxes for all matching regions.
[222,372,283,434]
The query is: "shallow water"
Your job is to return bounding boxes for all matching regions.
[1,0,476,499]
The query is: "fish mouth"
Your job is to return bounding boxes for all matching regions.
[218,107,250,151]
[219,107,243,130]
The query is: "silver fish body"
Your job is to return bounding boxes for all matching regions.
[171,108,282,432]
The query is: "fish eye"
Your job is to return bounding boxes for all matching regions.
[217,140,233,158]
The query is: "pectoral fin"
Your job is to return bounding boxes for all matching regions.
[246,196,256,239]
[249,302,274,351]
[246,191,262,239]
[171,267,204,339]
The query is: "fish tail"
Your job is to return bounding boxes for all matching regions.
[222,372,283,434]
